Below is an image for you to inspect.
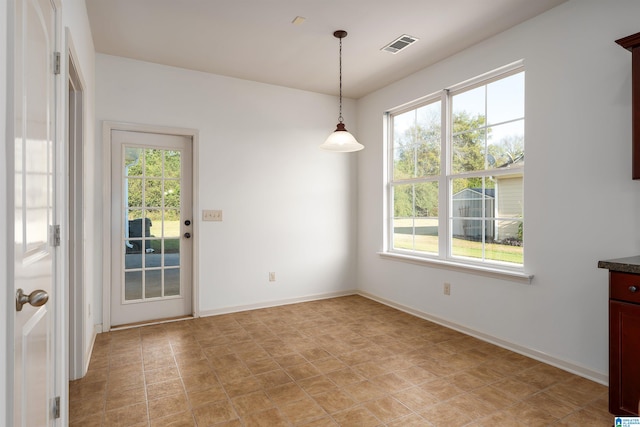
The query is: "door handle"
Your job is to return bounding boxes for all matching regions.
[184,232,191,239]
[16,288,49,311]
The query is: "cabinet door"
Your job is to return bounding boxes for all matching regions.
[610,300,640,415]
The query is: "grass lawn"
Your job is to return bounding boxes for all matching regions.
[393,232,522,264]
[149,220,181,253]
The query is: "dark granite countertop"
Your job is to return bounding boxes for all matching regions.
[598,256,640,274]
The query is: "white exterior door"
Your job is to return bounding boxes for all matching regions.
[110,130,193,327]
[12,0,58,425]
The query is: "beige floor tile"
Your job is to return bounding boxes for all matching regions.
[298,415,340,426]
[146,378,185,401]
[387,413,433,427]
[103,401,148,427]
[420,378,465,401]
[255,368,293,389]
[182,370,221,393]
[105,385,146,411]
[192,400,238,426]
[285,362,322,381]
[420,402,473,427]
[145,365,180,385]
[222,375,262,398]
[107,371,145,392]
[393,386,440,412]
[278,396,327,424]
[68,296,612,427]
[68,412,103,427]
[325,367,365,388]
[363,395,413,423]
[187,384,227,407]
[242,408,289,427]
[313,389,357,414]
[148,392,190,420]
[265,382,308,406]
[332,405,381,427]
[69,379,107,401]
[244,357,281,375]
[69,395,105,421]
[298,375,338,396]
[231,390,274,417]
[149,411,196,427]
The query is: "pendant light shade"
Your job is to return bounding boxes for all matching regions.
[320,30,364,152]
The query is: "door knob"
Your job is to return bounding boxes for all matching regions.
[16,288,49,311]
[184,220,191,226]
[184,232,191,239]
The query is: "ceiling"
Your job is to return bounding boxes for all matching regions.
[85,0,566,99]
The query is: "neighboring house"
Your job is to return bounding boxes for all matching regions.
[452,188,495,240]
[452,154,523,242]
[495,154,524,241]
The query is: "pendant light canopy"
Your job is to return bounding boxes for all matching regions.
[320,30,364,152]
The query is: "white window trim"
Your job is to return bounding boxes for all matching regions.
[383,60,532,281]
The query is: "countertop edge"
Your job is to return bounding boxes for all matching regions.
[598,256,640,274]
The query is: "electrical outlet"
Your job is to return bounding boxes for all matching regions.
[269,272,276,282]
[202,209,223,221]
[444,283,451,296]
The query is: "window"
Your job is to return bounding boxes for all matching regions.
[387,63,524,271]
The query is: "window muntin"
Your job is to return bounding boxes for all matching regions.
[388,65,524,269]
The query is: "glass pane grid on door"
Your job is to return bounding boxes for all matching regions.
[122,146,182,303]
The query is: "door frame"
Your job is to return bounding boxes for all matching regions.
[102,121,200,331]
[66,32,87,381]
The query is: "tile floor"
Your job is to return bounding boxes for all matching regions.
[69,295,612,426]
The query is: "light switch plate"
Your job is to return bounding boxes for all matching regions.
[202,209,222,221]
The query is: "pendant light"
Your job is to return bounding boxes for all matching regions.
[320,30,364,152]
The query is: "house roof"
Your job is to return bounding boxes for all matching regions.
[453,188,495,199]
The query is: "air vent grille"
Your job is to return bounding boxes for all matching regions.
[381,34,419,54]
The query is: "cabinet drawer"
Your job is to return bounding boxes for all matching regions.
[611,272,640,303]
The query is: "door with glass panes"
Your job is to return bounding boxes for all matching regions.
[110,130,192,326]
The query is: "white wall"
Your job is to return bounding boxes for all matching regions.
[96,55,358,319]
[356,0,640,383]
[62,0,96,376]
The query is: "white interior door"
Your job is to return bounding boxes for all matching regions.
[110,130,193,327]
[12,0,58,425]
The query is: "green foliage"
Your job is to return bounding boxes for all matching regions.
[451,112,487,174]
[393,182,439,218]
[488,135,524,168]
[393,110,441,180]
[517,221,523,241]
[125,148,182,222]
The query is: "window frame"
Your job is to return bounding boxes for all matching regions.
[384,61,530,279]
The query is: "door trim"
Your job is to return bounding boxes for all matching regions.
[102,121,200,331]
[66,31,86,381]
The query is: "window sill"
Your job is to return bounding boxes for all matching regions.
[378,251,533,284]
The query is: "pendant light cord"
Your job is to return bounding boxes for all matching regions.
[338,36,343,124]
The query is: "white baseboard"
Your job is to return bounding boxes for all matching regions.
[199,290,358,318]
[84,324,101,375]
[358,291,608,386]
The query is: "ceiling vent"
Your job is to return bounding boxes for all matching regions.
[381,34,419,54]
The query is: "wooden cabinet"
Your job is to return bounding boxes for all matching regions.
[609,271,640,415]
[616,32,640,179]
